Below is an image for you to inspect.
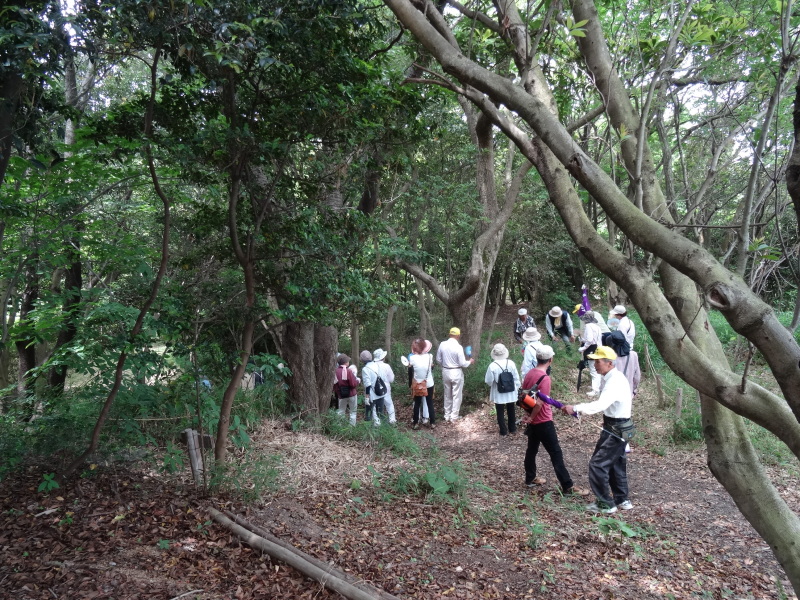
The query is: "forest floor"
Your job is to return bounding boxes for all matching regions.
[2,306,799,599]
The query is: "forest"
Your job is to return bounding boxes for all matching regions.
[2,0,800,597]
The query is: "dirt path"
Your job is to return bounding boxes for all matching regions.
[2,304,798,598]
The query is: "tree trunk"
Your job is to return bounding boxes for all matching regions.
[0,73,24,189]
[15,261,38,398]
[384,305,396,355]
[284,322,337,416]
[350,319,360,366]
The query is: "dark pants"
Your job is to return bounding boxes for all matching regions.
[364,398,384,421]
[496,403,516,436]
[588,418,629,507]
[413,386,435,424]
[525,420,574,490]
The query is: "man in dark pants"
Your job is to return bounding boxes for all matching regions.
[521,346,588,496]
[563,346,633,514]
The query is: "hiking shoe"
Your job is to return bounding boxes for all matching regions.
[422,418,429,425]
[429,423,436,430]
[525,477,547,487]
[412,423,420,430]
[586,502,617,514]
[617,500,634,510]
[563,486,590,496]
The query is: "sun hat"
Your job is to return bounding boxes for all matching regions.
[587,346,617,360]
[613,304,627,316]
[548,307,563,318]
[337,354,350,365]
[449,327,461,336]
[518,308,528,316]
[535,345,555,361]
[359,350,372,362]
[580,312,597,323]
[490,343,509,360]
[373,348,387,361]
[423,339,432,353]
[522,327,541,342]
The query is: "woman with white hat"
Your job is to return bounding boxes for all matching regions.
[520,327,545,378]
[485,343,521,437]
[513,308,535,344]
[409,338,436,430]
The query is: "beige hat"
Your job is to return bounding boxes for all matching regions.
[548,306,563,318]
[518,308,528,316]
[613,304,627,315]
[522,327,541,342]
[490,343,510,360]
[373,348,387,361]
[535,345,555,361]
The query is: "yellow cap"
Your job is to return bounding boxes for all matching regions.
[572,304,582,314]
[449,327,461,336]
[587,346,617,360]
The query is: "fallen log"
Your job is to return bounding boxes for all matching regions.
[207,507,398,600]
[222,510,399,600]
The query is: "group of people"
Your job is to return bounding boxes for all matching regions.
[332,327,476,429]
[333,302,640,514]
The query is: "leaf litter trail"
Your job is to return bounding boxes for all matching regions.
[0,402,796,599]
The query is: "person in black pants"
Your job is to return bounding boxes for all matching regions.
[409,338,436,429]
[520,346,588,496]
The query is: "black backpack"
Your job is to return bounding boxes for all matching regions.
[370,367,388,397]
[602,330,631,357]
[494,361,516,394]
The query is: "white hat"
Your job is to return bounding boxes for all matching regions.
[490,343,509,360]
[518,308,527,316]
[548,306,562,318]
[522,327,541,342]
[373,348,387,361]
[535,345,555,361]
[613,304,627,315]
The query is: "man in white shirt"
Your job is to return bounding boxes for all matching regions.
[436,327,474,422]
[563,346,634,514]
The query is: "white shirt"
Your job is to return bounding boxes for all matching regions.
[409,353,434,387]
[579,322,602,353]
[436,337,471,369]
[575,367,632,418]
[618,316,636,346]
[520,341,545,378]
[361,360,395,401]
[484,359,521,404]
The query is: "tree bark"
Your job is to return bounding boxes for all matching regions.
[0,73,24,189]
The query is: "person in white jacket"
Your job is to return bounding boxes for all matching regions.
[485,344,521,437]
[578,312,603,397]
[520,327,545,378]
[361,348,396,426]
